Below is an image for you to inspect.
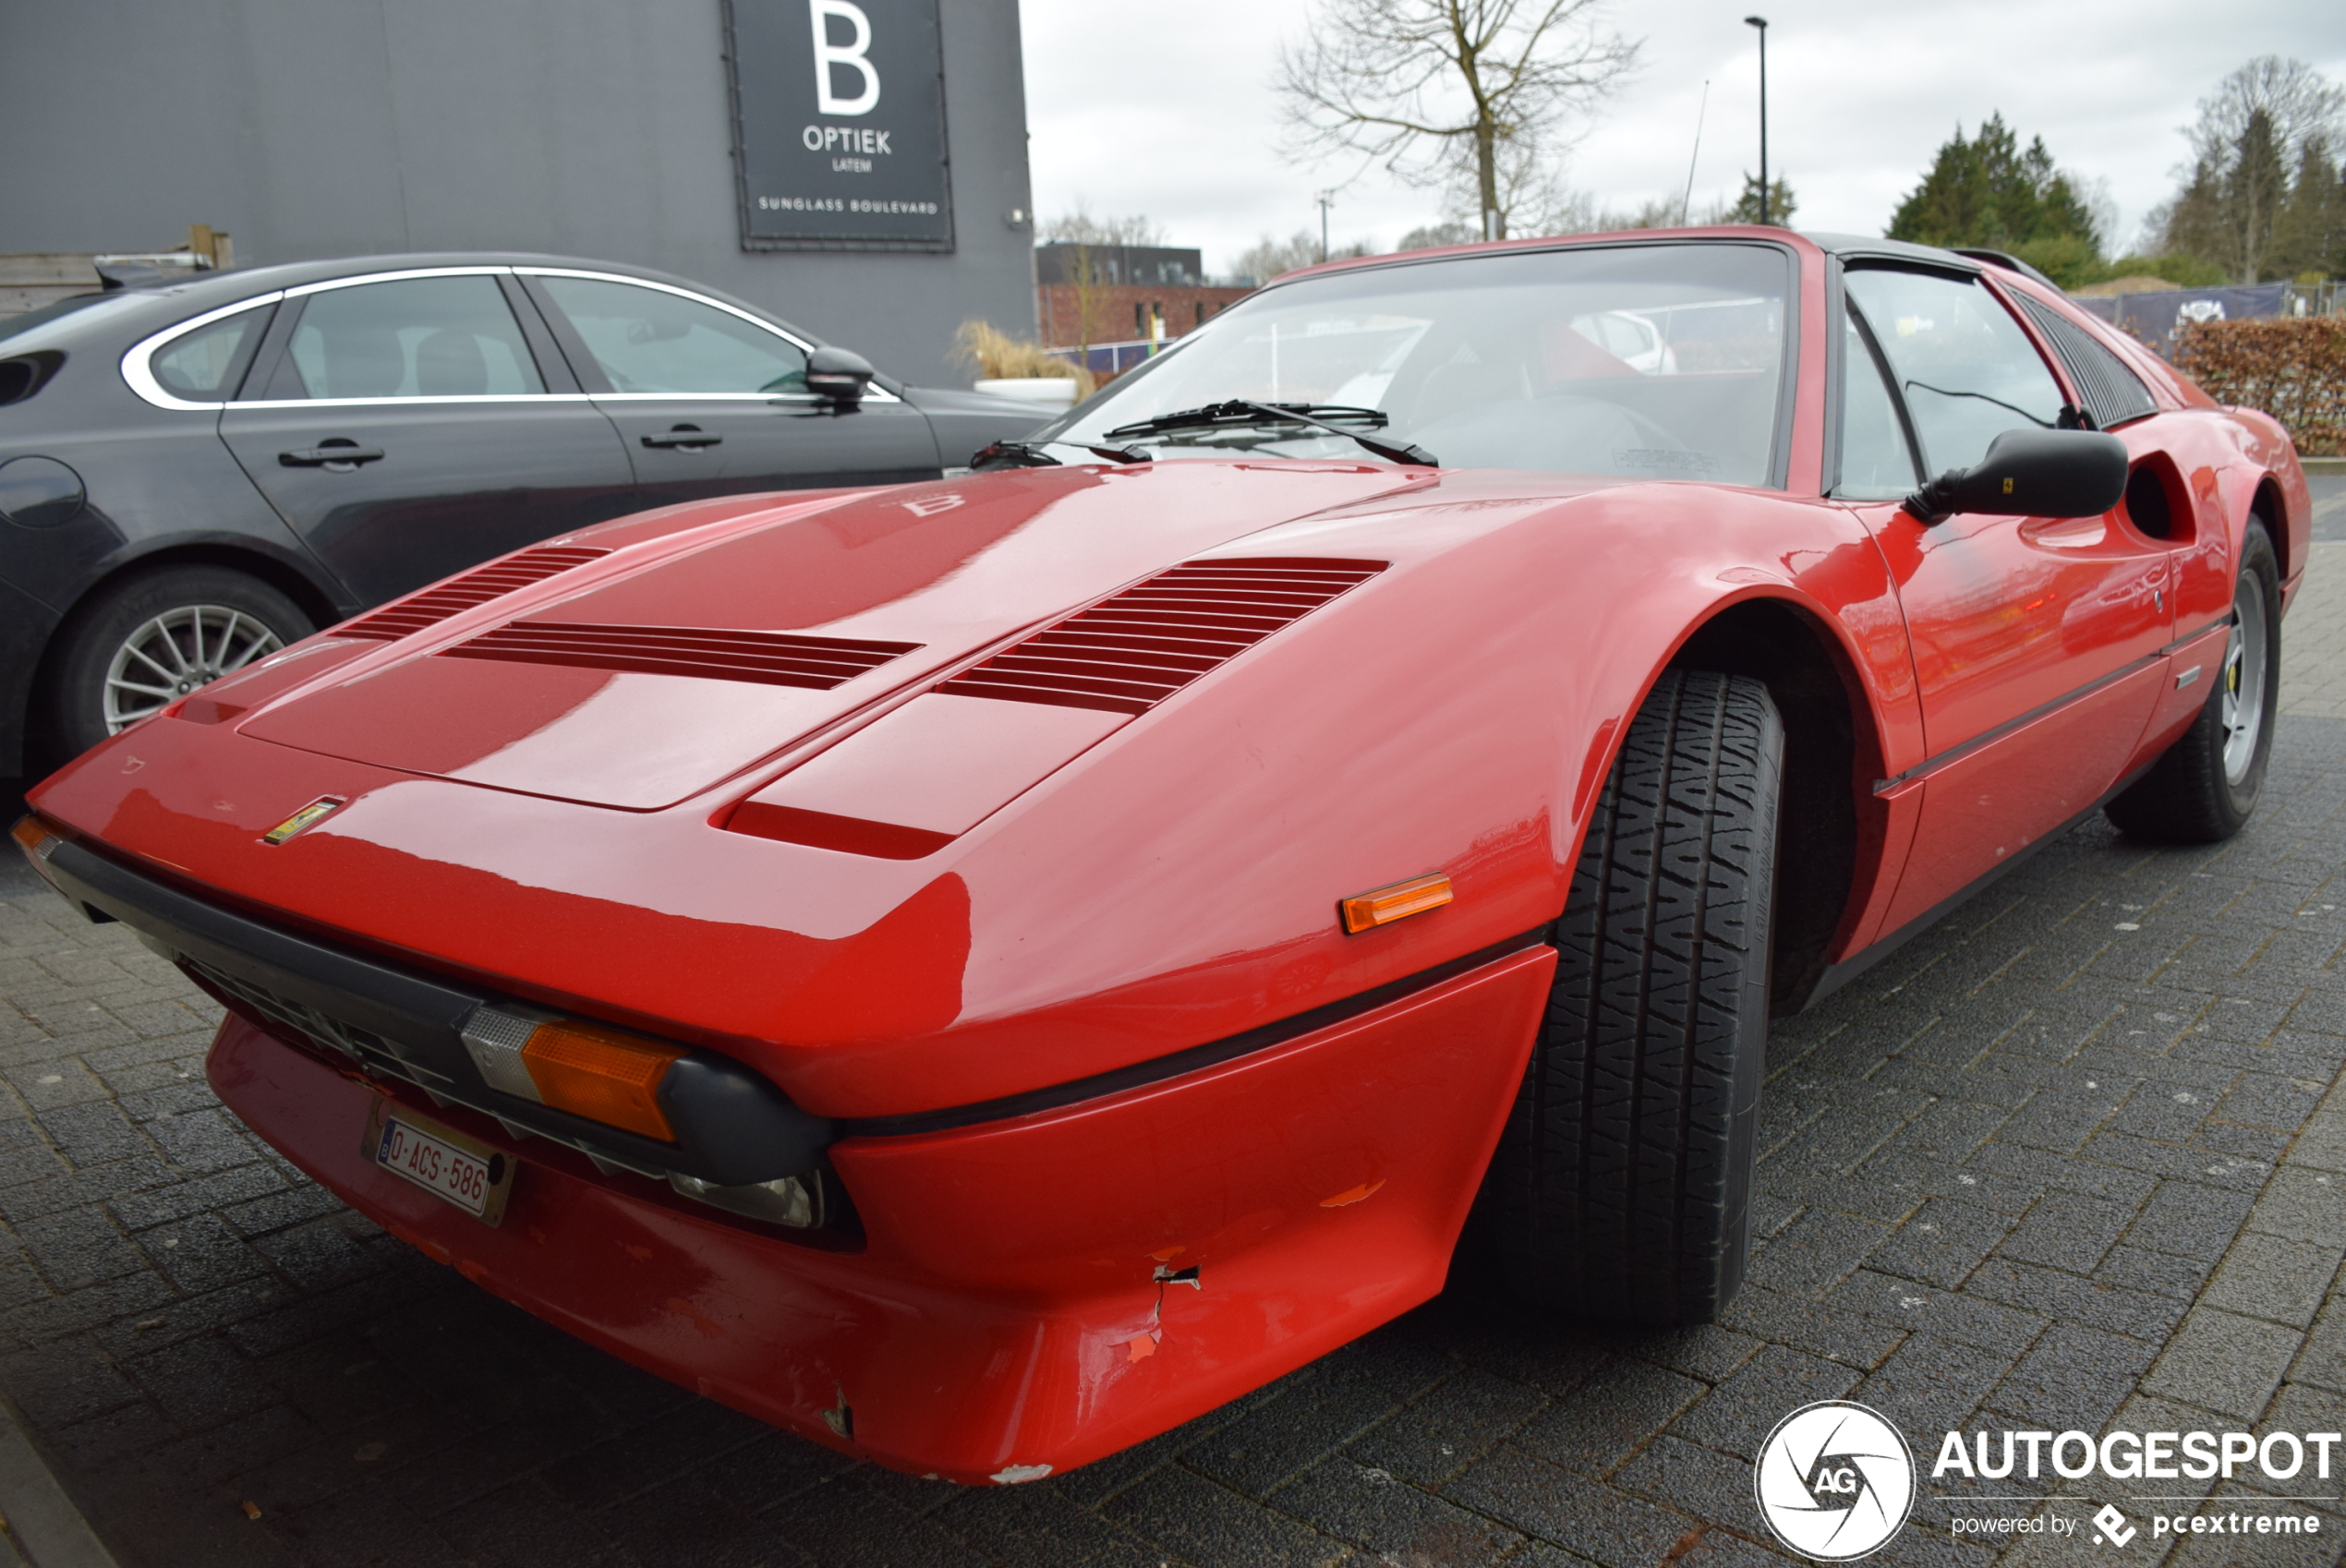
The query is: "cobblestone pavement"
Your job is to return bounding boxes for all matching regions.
[0,552,2342,1568]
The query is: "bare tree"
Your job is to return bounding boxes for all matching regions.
[1043,209,1169,249]
[1227,230,1376,285]
[1276,0,1639,241]
[2186,56,2346,174]
[2158,57,2346,280]
[1433,129,1573,236]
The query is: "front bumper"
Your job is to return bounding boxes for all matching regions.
[208,938,1554,1481]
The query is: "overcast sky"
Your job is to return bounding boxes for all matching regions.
[1019,0,2346,277]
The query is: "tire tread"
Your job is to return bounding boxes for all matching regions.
[1483,669,1779,1323]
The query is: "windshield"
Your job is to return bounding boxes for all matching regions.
[1041,242,1792,486]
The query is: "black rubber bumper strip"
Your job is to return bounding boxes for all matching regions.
[33,837,831,1186]
[839,927,1555,1140]
[42,838,485,1045]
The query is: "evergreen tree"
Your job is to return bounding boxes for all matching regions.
[1886,114,2099,256]
[1723,172,1796,227]
[2272,136,2344,278]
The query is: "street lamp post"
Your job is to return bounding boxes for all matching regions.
[1316,190,1335,262]
[1745,16,1769,225]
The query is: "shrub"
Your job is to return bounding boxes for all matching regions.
[2173,316,2346,455]
[2007,235,2103,289]
[2100,252,2229,289]
[951,320,1094,394]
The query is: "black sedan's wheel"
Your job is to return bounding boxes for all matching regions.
[41,566,313,761]
[2105,522,2281,844]
[1479,669,1780,1325]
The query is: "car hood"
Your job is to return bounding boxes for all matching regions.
[236,461,1437,810]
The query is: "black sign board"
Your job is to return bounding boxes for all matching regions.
[723,0,953,252]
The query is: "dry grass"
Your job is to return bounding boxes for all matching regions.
[2072,274,2189,297]
[952,320,1094,394]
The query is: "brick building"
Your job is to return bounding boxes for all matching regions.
[1034,241,1252,349]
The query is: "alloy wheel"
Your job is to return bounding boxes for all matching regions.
[103,605,285,732]
[2219,575,2268,786]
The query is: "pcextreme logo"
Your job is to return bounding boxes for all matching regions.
[1754,1402,1917,1560]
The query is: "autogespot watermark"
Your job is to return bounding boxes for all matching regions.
[1751,1403,2341,1559]
[1754,1403,1917,1560]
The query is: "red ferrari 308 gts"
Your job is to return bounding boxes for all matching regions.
[14,229,2311,1484]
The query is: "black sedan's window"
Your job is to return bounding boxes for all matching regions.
[286,276,544,400]
[151,305,271,401]
[537,277,810,395]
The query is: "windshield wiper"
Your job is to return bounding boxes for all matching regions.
[970,439,1150,471]
[1104,401,1438,467]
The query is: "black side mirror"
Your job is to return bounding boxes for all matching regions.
[1904,428,2128,525]
[805,346,876,404]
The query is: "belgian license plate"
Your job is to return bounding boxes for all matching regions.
[362,1100,514,1224]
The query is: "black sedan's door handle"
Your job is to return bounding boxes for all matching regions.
[641,428,721,449]
[279,446,385,467]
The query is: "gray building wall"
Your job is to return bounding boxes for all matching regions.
[0,0,1035,387]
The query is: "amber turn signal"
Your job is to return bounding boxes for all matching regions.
[9,816,54,856]
[1339,873,1454,934]
[521,1019,683,1140]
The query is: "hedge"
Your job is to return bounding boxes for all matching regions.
[2171,316,2346,456]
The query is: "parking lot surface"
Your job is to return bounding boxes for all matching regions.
[1,539,2342,1568]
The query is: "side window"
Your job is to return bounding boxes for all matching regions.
[1835,313,1919,501]
[536,277,809,395]
[1842,269,2064,476]
[151,304,272,401]
[286,276,544,400]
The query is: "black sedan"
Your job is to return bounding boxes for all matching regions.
[0,252,1043,773]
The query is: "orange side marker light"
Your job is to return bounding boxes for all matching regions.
[521,1019,683,1140]
[1339,873,1453,935]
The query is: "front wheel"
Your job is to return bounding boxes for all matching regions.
[1476,669,1781,1325]
[2105,521,2280,844]
[38,566,313,765]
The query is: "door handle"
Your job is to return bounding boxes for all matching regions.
[280,445,385,467]
[641,428,721,449]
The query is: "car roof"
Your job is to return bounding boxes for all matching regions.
[6,251,824,351]
[1257,226,2013,292]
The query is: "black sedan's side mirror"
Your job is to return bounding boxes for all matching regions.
[1904,428,2128,525]
[805,346,876,404]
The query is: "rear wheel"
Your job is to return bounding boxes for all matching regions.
[2105,522,2280,844]
[1478,669,1780,1325]
[39,566,312,763]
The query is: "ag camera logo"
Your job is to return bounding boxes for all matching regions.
[1755,1401,1917,1560]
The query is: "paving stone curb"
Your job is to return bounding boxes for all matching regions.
[0,1390,112,1567]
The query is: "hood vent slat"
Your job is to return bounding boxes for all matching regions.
[338,546,612,641]
[936,557,1385,716]
[441,621,921,690]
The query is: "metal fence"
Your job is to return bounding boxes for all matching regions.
[2075,280,2344,357]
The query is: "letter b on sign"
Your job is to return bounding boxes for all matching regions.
[810,0,879,115]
